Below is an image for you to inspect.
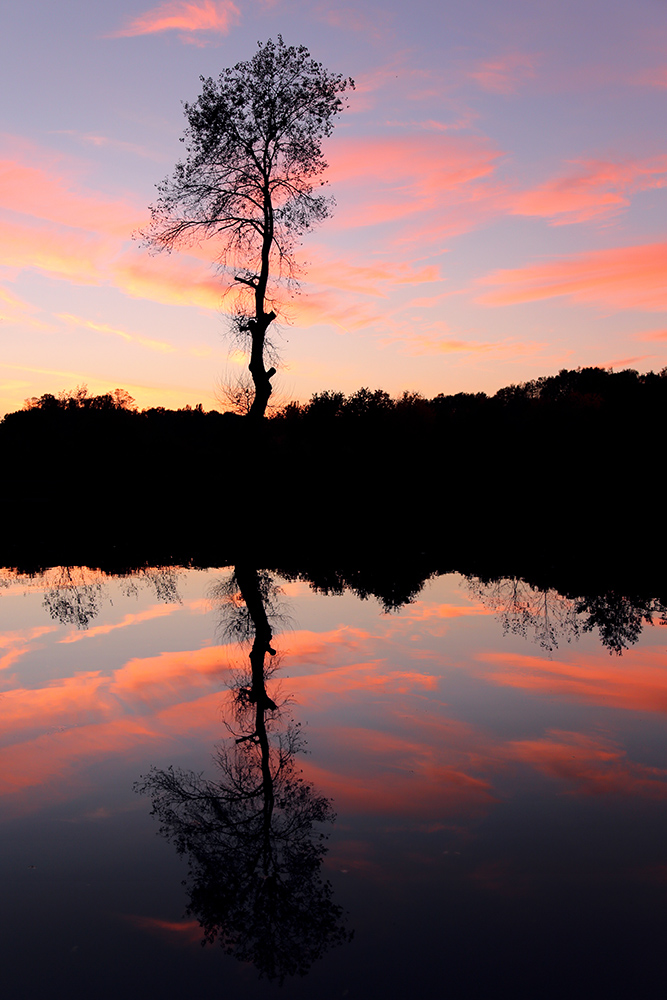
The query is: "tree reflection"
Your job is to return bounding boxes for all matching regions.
[135,564,351,983]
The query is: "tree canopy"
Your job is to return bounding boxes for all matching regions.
[141,37,353,419]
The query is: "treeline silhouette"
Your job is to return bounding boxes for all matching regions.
[1,366,665,569]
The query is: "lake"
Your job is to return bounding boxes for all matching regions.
[0,562,665,999]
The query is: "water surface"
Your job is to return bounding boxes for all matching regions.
[0,565,665,998]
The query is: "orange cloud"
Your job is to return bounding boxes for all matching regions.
[111,1,240,39]
[469,53,538,94]
[110,253,224,309]
[0,216,112,284]
[56,313,177,355]
[388,330,546,359]
[480,242,667,311]
[476,649,667,714]
[512,157,667,225]
[0,284,49,330]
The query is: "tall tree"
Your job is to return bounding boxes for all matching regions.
[141,37,353,420]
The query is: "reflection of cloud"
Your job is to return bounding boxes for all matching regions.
[123,915,202,944]
[469,53,538,94]
[0,626,57,671]
[506,730,667,799]
[479,242,667,311]
[302,724,494,818]
[110,646,231,702]
[477,649,667,714]
[296,661,438,701]
[58,604,180,643]
[110,0,240,40]
[512,157,667,225]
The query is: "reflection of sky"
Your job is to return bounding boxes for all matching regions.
[2,1,667,413]
[0,568,666,996]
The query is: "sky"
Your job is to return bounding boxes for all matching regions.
[1,0,666,413]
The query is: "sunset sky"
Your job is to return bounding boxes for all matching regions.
[1,0,666,413]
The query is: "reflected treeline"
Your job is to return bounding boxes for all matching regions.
[135,565,351,982]
[468,576,667,654]
[0,565,181,629]
[3,558,665,653]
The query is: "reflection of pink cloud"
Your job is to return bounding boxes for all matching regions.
[0,674,115,740]
[507,730,667,799]
[295,662,438,704]
[480,242,667,311]
[0,626,57,671]
[283,627,373,669]
[111,1,240,39]
[477,649,667,714]
[512,157,667,225]
[59,604,179,644]
[124,915,202,944]
[110,646,231,702]
[469,53,538,94]
[302,726,493,817]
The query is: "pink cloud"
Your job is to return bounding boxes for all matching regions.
[0,148,140,236]
[469,53,538,94]
[635,66,667,88]
[479,242,667,311]
[512,157,667,225]
[325,133,504,233]
[111,1,240,39]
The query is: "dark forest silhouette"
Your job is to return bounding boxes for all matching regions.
[2,365,665,571]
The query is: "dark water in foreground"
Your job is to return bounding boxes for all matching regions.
[0,564,665,999]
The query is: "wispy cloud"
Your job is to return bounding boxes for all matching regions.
[111,1,240,42]
[56,313,177,354]
[512,157,667,225]
[479,242,667,311]
[469,52,538,94]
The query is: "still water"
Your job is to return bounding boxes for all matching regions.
[0,565,665,999]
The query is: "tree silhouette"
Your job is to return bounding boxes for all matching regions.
[140,37,353,421]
